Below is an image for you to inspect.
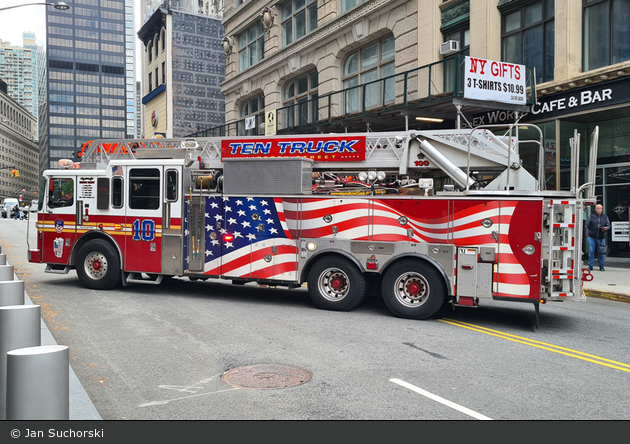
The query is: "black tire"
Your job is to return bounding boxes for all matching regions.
[75,239,121,290]
[307,256,366,311]
[381,259,446,320]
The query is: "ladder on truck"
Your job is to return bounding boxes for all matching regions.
[548,199,578,299]
[78,129,524,179]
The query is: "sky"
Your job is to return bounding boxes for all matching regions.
[0,0,143,80]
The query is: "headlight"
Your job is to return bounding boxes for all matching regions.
[376,171,386,182]
[367,171,377,181]
[358,172,368,182]
[306,241,317,251]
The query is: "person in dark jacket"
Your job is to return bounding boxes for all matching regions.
[585,204,610,271]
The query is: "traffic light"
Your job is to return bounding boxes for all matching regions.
[15,170,19,178]
[10,169,16,177]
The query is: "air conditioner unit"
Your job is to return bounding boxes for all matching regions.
[440,40,459,56]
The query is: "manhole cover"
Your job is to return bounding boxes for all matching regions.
[222,364,312,390]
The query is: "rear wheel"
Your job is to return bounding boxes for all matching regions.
[75,239,121,290]
[382,259,446,320]
[307,256,366,311]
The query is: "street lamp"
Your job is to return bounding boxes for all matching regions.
[0,2,70,12]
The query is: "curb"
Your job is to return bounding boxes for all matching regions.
[583,288,630,304]
[1,252,101,420]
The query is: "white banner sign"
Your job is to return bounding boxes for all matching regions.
[245,116,256,130]
[464,57,527,106]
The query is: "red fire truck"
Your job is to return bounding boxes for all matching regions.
[28,124,598,323]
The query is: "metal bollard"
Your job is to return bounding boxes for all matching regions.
[0,253,6,265]
[6,345,69,420]
[0,264,14,282]
[0,305,41,420]
[0,280,25,306]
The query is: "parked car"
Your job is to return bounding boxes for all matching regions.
[30,199,38,212]
[2,199,18,218]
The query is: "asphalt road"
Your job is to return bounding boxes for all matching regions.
[2,215,630,420]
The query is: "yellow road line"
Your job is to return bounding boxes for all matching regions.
[439,318,630,374]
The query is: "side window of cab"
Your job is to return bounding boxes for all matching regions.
[47,177,75,208]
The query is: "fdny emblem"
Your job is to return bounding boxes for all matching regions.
[55,219,64,233]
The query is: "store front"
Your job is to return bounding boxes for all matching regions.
[472,75,630,258]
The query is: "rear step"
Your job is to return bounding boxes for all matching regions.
[45,264,71,274]
[125,272,163,285]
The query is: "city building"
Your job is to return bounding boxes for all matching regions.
[212,0,629,258]
[136,80,143,137]
[0,33,41,135]
[0,79,39,204]
[138,3,226,138]
[40,0,136,175]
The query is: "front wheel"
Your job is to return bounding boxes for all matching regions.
[381,260,446,320]
[307,256,366,311]
[75,239,121,290]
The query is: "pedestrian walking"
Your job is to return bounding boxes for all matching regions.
[585,204,610,271]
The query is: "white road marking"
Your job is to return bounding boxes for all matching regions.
[140,373,238,407]
[389,378,493,420]
[139,387,239,407]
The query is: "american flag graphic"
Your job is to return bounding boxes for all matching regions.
[283,198,529,298]
[185,196,299,281]
[185,196,530,298]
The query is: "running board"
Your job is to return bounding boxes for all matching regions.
[125,272,163,285]
[45,264,71,274]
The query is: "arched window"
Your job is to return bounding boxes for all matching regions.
[148,41,153,62]
[154,34,159,58]
[161,28,166,52]
[239,95,265,135]
[282,71,318,128]
[342,36,395,113]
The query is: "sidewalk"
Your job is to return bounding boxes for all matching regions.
[2,257,101,420]
[581,258,630,304]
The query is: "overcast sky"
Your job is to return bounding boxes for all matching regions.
[0,0,143,80]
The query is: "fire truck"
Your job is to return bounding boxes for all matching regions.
[28,124,599,323]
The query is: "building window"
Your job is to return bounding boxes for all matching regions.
[341,0,365,13]
[283,71,318,128]
[281,0,317,47]
[583,0,630,72]
[443,28,470,93]
[148,73,152,92]
[238,22,265,72]
[161,28,165,52]
[239,95,265,135]
[162,61,166,84]
[342,36,395,113]
[148,41,152,62]
[240,95,265,118]
[502,0,554,84]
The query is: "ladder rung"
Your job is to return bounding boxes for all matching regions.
[551,292,574,297]
[550,200,576,205]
